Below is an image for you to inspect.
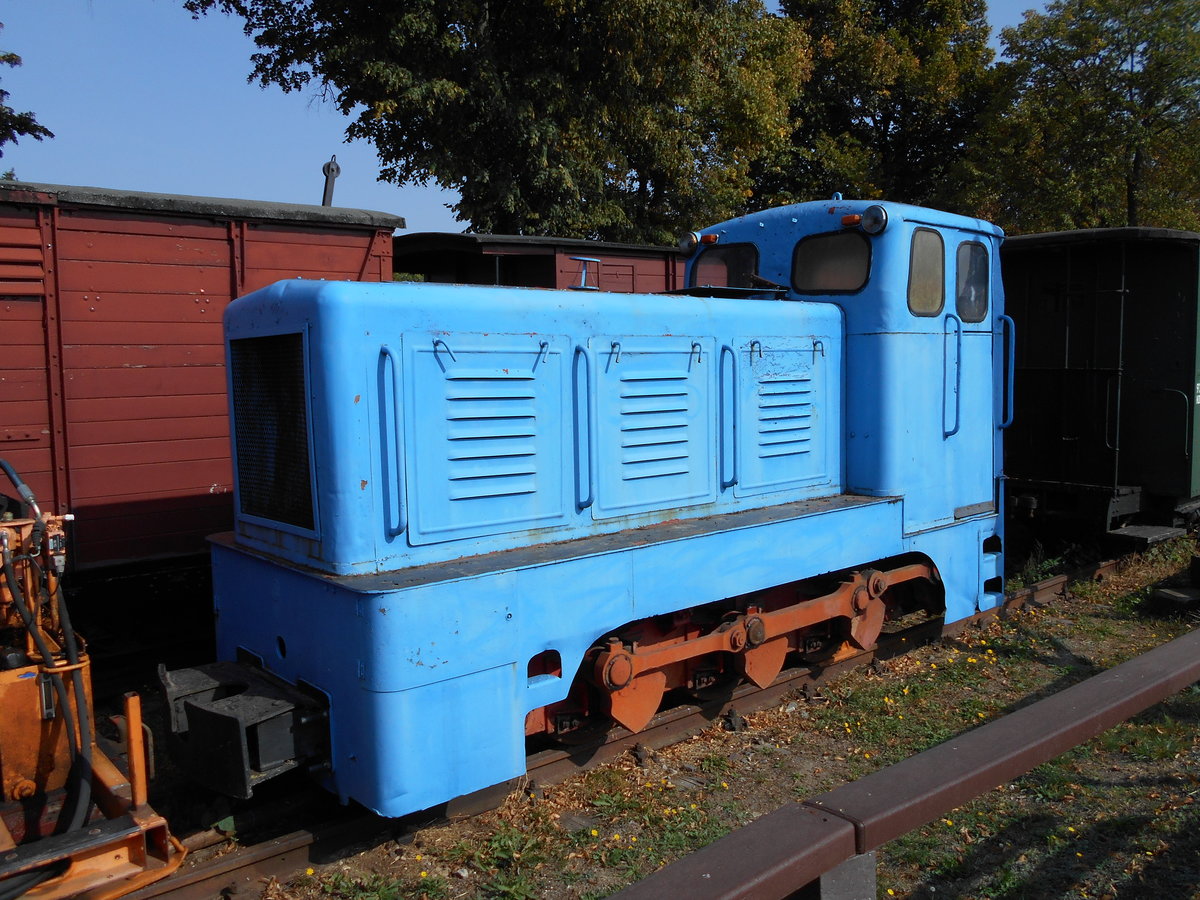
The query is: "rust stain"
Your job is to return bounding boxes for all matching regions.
[354,394,361,404]
[360,480,368,490]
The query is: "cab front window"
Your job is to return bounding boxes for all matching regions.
[792,231,871,294]
[690,244,759,288]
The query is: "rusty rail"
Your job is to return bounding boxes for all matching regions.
[615,625,1200,899]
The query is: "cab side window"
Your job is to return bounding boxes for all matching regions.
[955,242,989,323]
[908,228,944,315]
[690,244,759,288]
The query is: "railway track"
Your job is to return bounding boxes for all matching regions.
[123,556,1128,900]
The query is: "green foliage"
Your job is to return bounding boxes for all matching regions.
[185,0,808,242]
[758,0,993,210]
[0,24,53,157]
[974,0,1200,232]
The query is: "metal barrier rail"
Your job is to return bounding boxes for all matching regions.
[615,626,1200,899]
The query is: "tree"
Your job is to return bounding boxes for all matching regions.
[756,0,993,210]
[0,25,53,157]
[975,0,1200,233]
[186,0,808,242]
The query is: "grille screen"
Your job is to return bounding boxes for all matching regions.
[229,333,315,531]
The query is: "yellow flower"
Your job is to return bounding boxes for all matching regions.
[721,782,729,789]
[943,818,953,826]
[631,836,637,842]
[305,868,314,876]
[590,829,598,837]
[420,871,428,878]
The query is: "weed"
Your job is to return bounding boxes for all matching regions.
[1097,714,1192,761]
[481,870,541,899]
[700,753,732,774]
[318,873,405,900]
[1022,761,1078,803]
[1008,545,1065,590]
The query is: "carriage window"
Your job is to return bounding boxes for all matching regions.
[690,244,759,288]
[792,231,870,293]
[908,228,944,315]
[956,242,989,323]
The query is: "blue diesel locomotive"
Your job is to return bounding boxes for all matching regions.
[160,198,1010,819]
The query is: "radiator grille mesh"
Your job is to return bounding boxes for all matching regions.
[229,334,315,530]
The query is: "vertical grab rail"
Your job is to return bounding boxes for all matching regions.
[1153,388,1192,457]
[574,345,596,510]
[999,314,1016,428]
[943,314,963,438]
[379,346,408,537]
[720,344,739,489]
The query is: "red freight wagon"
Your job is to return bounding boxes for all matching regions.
[0,182,405,569]
[392,232,682,292]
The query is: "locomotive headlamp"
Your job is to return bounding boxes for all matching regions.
[861,205,888,234]
[678,231,719,256]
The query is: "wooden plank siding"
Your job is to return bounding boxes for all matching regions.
[0,183,403,568]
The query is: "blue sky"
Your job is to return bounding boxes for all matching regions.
[2,1,1040,234]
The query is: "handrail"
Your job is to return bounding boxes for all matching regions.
[615,627,1200,899]
[574,345,595,510]
[719,344,738,489]
[379,346,408,537]
[999,314,1016,428]
[1154,387,1191,457]
[943,313,962,438]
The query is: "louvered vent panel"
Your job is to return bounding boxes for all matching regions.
[757,375,814,459]
[592,338,715,518]
[0,225,46,297]
[445,374,538,501]
[619,374,691,481]
[406,339,568,546]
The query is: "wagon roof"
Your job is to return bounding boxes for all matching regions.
[0,180,406,230]
[1004,226,1200,248]
[393,231,678,255]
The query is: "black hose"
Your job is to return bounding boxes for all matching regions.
[0,861,69,900]
[51,575,94,831]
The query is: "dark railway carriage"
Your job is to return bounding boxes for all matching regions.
[163,198,1009,819]
[1002,227,1200,539]
[0,182,403,569]
[392,232,682,292]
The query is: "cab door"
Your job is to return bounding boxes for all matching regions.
[903,228,1000,532]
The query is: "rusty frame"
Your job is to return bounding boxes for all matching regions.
[588,563,936,733]
[614,626,1200,899]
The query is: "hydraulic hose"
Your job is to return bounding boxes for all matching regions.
[0,457,43,520]
[51,574,94,830]
[0,861,69,900]
[0,535,90,835]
